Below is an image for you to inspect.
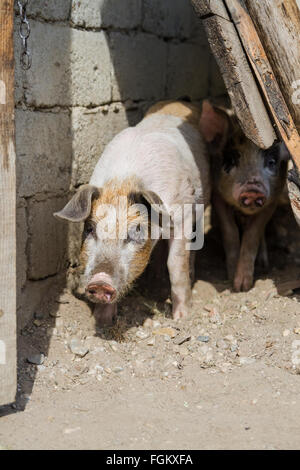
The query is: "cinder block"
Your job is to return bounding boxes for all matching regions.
[27,196,69,280]
[167,42,210,100]
[21,0,71,21]
[110,32,167,101]
[24,21,111,107]
[71,0,142,28]
[143,0,193,38]
[16,201,28,294]
[71,103,142,186]
[70,28,111,106]
[15,110,72,198]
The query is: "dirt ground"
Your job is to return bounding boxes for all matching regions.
[1,206,300,450]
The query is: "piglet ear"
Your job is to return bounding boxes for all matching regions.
[54,185,100,222]
[139,190,169,218]
[199,100,229,154]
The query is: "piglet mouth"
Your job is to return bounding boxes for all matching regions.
[86,282,117,304]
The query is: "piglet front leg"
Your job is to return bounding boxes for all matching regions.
[94,303,118,327]
[233,204,276,292]
[167,237,192,320]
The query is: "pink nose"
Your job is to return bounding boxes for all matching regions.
[239,191,266,209]
[86,283,116,303]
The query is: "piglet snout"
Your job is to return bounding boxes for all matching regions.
[86,282,116,303]
[86,273,116,303]
[239,191,266,209]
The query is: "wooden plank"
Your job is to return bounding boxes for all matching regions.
[0,0,17,406]
[225,0,300,166]
[197,9,276,148]
[244,0,300,133]
[191,0,230,20]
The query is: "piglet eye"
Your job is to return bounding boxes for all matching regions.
[267,157,277,169]
[84,223,95,236]
[127,224,146,244]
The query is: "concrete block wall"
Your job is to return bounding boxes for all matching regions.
[14,0,226,328]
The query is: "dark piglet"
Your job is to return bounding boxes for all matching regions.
[200,101,289,292]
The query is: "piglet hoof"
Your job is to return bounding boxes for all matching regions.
[233,272,253,292]
[172,305,189,321]
[93,303,117,327]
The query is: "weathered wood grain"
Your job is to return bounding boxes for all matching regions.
[191,0,230,20]
[0,0,17,406]
[193,2,276,148]
[225,0,300,166]
[244,0,300,133]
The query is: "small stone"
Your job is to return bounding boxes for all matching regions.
[292,350,300,367]
[216,339,229,350]
[173,334,191,345]
[283,329,290,337]
[33,319,42,327]
[153,327,177,338]
[147,337,155,346]
[89,364,104,376]
[230,344,238,352]
[164,335,171,342]
[152,320,161,328]
[63,427,81,435]
[143,318,153,328]
[205,351,214,362]
[49,310,61,318]
[69,338,89,358]
[27,353,45,365]
[37,365,46,372]
[224,335,235,342]
[197,335,210,343]
[239,357,256,365]
[209,308,221,324]
[204,304,214,312]
[292,340,300,350]
[294,328,300,335]
[113,366,124,373]
[136,329,149,340]
[110,341,118,352]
